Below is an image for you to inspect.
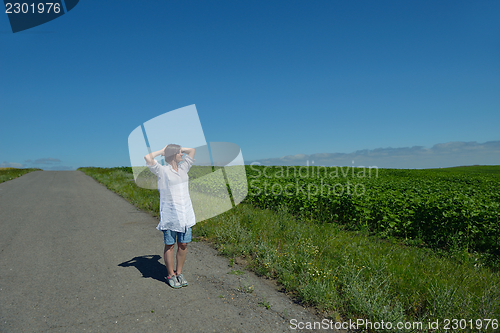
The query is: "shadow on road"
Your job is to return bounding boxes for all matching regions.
[118,255,167,284]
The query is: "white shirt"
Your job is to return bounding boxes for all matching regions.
[147,155,196,232]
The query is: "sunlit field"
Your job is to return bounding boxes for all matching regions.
[78,165,500,332]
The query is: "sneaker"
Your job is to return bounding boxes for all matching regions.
[176,273,188,287]
[166,275,181,288]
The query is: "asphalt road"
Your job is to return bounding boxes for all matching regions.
[0,171,339,332]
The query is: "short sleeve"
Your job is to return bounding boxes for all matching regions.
[147,160,161,177]
[180,155,195,172]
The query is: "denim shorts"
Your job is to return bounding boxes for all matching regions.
[162,227,192,245]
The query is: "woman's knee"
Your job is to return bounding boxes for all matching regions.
[178,242,188,250]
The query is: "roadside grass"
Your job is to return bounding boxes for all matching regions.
[197,203,500,330]
[0,168,42,184]
[79,167,500,332]
[258,296,271,309]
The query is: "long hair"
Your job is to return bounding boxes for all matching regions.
[164,144,181,164]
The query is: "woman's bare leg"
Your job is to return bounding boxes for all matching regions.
[175,242,187,275]
[164,244,175,278]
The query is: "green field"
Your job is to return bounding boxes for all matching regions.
[78,165,500,332]
[244,165,500,268]
[0,168,41,184]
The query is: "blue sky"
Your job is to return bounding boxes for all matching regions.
[1,0,499,170]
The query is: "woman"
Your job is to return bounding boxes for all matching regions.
[144,144,196,288]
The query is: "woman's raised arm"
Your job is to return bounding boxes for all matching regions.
[144,145,168,166]
[181,147,195,159]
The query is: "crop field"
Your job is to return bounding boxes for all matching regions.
[77,165,500,331]
[244,165,500,267]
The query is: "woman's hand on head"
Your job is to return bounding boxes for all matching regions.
[181,147,195,159]
[161,145,168,156]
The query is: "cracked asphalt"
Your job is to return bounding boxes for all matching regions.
[0,171,341,332]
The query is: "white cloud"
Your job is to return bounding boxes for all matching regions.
[21,157,72,170]
[33,158,61,164]
[0,161,24,168]
[250,141,500,169]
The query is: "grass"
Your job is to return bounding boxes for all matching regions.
[197,203,500,330]
[78,166,500,332]
[238,280,255,293]
[0,168,42,184]
[258,296,271,309]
